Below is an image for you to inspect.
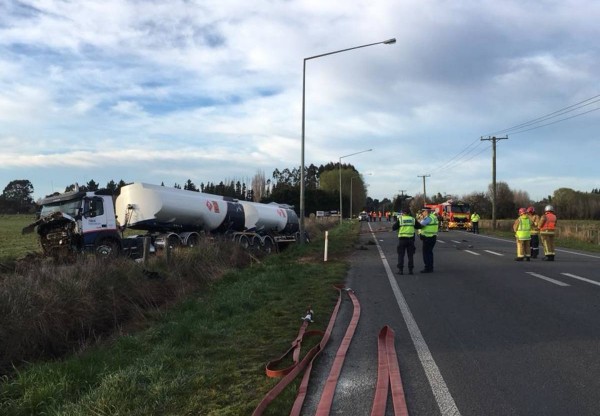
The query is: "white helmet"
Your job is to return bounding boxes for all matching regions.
[544,205,554,212]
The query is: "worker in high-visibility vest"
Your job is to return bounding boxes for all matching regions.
[392,209,423,275]
[470,211,481,234]
[513,207,531,261]
[538,205,557,261]
[418,207,439,273]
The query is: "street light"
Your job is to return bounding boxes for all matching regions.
[350,172,372,220]
[299,38,396,243]
[339,149,372,224]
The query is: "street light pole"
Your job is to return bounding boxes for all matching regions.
[299,38,396,243]
[339,149,372,224]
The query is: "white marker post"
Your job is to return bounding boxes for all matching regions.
[324,231,329,262]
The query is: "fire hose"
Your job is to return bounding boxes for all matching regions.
[253,285,409,415]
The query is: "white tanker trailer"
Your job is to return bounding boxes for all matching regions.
[23,182,301,259]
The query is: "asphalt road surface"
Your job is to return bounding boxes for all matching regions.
[300,221,600,416]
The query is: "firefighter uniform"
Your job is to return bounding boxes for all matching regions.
[513,208,531,261]
[419,209,439,273]
[527,207,540,258]
[470,212,481,234]
[538,205,557,261]
[392,212,422,275]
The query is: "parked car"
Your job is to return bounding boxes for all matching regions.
[358,212,369,222]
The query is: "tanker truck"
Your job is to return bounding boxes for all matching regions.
[23,182,301,260]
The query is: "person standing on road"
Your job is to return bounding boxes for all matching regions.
[513,207,531,261]
[418,207,439,273]
[392,210,423,275]
[538,205,557,261]
[470,211,481,234]
[527,206,540,258]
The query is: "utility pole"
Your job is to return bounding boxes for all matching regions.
[417,174,430,203]
[481,136,508,230]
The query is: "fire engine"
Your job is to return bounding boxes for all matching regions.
[424,200,471,231]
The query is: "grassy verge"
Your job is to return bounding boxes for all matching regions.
[0,214,39,263]
[0,221,359,415]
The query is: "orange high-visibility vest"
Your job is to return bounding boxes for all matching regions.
[540,212,557,232]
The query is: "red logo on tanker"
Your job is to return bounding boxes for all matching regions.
[277,208,286,218]
[205,200,220,213]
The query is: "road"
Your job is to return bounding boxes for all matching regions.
[301,220,600,416]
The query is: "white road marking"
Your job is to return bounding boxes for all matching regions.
[526,272,570,286]
[484,250,504,256]
[437,239,447,244]
[371,231,461,416]
[464,233,600,259]
[561,273,600,287]
[464,250,480,256]
[555,249,600,259]
[450,240,462,244]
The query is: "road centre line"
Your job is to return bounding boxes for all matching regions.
[371,231,461,416]
[484,250,504,256]
[450,240,462,244]
[464,250,480,256]
[561,273,600,287]
[526,272,570,286]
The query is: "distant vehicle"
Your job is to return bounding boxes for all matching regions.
[424,200,471,230]
[358,212,369,222]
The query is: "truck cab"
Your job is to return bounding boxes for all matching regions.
[25,189,123,259]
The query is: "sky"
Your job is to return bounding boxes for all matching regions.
[1,0,599,205]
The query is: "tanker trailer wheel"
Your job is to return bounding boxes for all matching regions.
[96,239,120,257]
[238,235,250,249]
[260,236,275,254]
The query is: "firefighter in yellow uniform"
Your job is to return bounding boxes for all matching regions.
[513,207,531,261]
[538,205,557,261]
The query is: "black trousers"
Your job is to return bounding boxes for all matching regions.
[420,235,437,271]
[472,222,479,234]
[530,234,539,258]
[397,237,416,271]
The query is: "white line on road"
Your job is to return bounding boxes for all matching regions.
[464,234,600,259]
[484,250,504,256]
[450,240,462,244]
[561,273,600,287]
[526,272,570,286]
[437,239,447,244]
[371,232,461,416]
[464,250,480,256]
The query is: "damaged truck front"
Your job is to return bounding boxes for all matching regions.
[22,188,140,261]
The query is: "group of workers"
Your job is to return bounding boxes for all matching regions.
[363,211,396,222]
[392,207,438,274]
[390,204,558,275]
[513,205,557,261]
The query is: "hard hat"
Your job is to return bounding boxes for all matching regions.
[527,206,534,214]
[518,207,526,215]
[544,205,554,212]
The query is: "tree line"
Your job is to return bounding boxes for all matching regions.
[2,174,598,220]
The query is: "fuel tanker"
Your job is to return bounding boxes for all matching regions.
[23,182,301,259]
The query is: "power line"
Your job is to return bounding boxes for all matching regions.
[485,94,600,137]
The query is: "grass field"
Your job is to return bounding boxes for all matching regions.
[0,218,355,416]
[0,214,40,262]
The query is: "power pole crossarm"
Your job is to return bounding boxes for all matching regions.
[481,136,508,230]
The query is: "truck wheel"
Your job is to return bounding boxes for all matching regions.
[261,236,275,254]
[238,235,250,249]
[96,239,119,257]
